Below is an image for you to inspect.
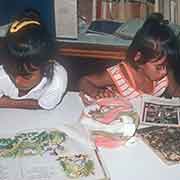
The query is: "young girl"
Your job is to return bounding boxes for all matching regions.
[0,16,67,109]
[79,13,179,104]
[166,49,180,97]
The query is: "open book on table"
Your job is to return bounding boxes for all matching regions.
[0,128,110,180]
[137,126,180,165]
[136,95,180,165]
[138,95,180,127]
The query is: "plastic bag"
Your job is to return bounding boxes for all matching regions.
[80,97,139,148]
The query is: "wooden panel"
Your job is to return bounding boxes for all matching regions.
[58,42,127,61]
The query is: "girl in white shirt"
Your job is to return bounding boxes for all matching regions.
[0,17,67,110]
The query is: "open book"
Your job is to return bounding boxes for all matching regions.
[0,128,109,180]
[138,95,180,127]
[136,95,180,165]
[137,126,180,165]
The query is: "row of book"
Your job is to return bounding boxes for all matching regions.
[95,0,154,22]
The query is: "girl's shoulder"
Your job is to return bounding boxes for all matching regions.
[153,76,168,96]
[53,61,67,77]
[106,63,121,73]
[0,65,9,78]
[107,61,125,71]
[46,61,67,88]
[155,75,168,86]
[0,65,4,72]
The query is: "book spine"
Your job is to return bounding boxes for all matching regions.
[96,0,102,19]
[92,0,97,20]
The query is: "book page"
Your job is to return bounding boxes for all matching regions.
[0,129,109,180]
[0,159,20,180]
[140,95,180,127]
[138,126,180,165]
[20,156,67,180]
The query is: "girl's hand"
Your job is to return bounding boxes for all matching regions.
[79,88,116,105]
[79,86,119,105]
[79,91,96,106]
[95,86,118,100]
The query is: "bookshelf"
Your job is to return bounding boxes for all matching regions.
[78,0,180,25]
[78,0,155,24]
[154,0,180,25]
[94,0,155,22]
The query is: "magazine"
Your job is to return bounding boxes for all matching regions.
[137,126,180,165]
[139,95,180,127]
[0,129,109,180]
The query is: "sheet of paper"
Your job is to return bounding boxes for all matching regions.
[54,0,78,39]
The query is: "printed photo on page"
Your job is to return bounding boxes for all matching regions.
[140,95,180,127]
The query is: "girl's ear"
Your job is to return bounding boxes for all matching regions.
[134,51,142,62]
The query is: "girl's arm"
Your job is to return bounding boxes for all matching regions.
[79,71,114,98]
[166,70,180,97]
[0,96,42,109]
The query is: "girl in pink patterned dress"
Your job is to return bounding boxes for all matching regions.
[79,13,179,104]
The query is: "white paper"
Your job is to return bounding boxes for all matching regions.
[54,0,78,39]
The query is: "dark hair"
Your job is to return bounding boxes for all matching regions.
[126,13,178,69]
[169,32,180,84]
[15,8,41,21]
[5,14,55,80]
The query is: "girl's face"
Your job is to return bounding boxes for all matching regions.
[14,69,42,91]
[139,55,167,81]
[8,63,42,91]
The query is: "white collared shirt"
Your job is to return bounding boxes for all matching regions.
[0,62,67,109]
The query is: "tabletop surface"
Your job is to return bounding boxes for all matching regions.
[0,91,180,180]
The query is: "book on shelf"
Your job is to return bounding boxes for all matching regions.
[96,0,154,22]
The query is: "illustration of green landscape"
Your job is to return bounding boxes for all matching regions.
[0,130,95,178]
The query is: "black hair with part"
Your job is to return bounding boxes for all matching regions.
[5,14,55,80]
[169,32,180,85]
[126,13,178,69]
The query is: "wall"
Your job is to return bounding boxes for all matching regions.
[0,0,54,34]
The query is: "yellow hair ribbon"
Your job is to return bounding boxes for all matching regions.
[10,20,40,33]
[10,20,19,32]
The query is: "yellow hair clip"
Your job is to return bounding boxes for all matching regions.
[10,20,40,33]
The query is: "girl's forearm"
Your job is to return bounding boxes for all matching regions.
[79,77,99,98]
[0,96,41,109]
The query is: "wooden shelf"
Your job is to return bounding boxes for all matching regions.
[58,42,127,61]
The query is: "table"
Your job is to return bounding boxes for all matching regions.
[0,92,180,180]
